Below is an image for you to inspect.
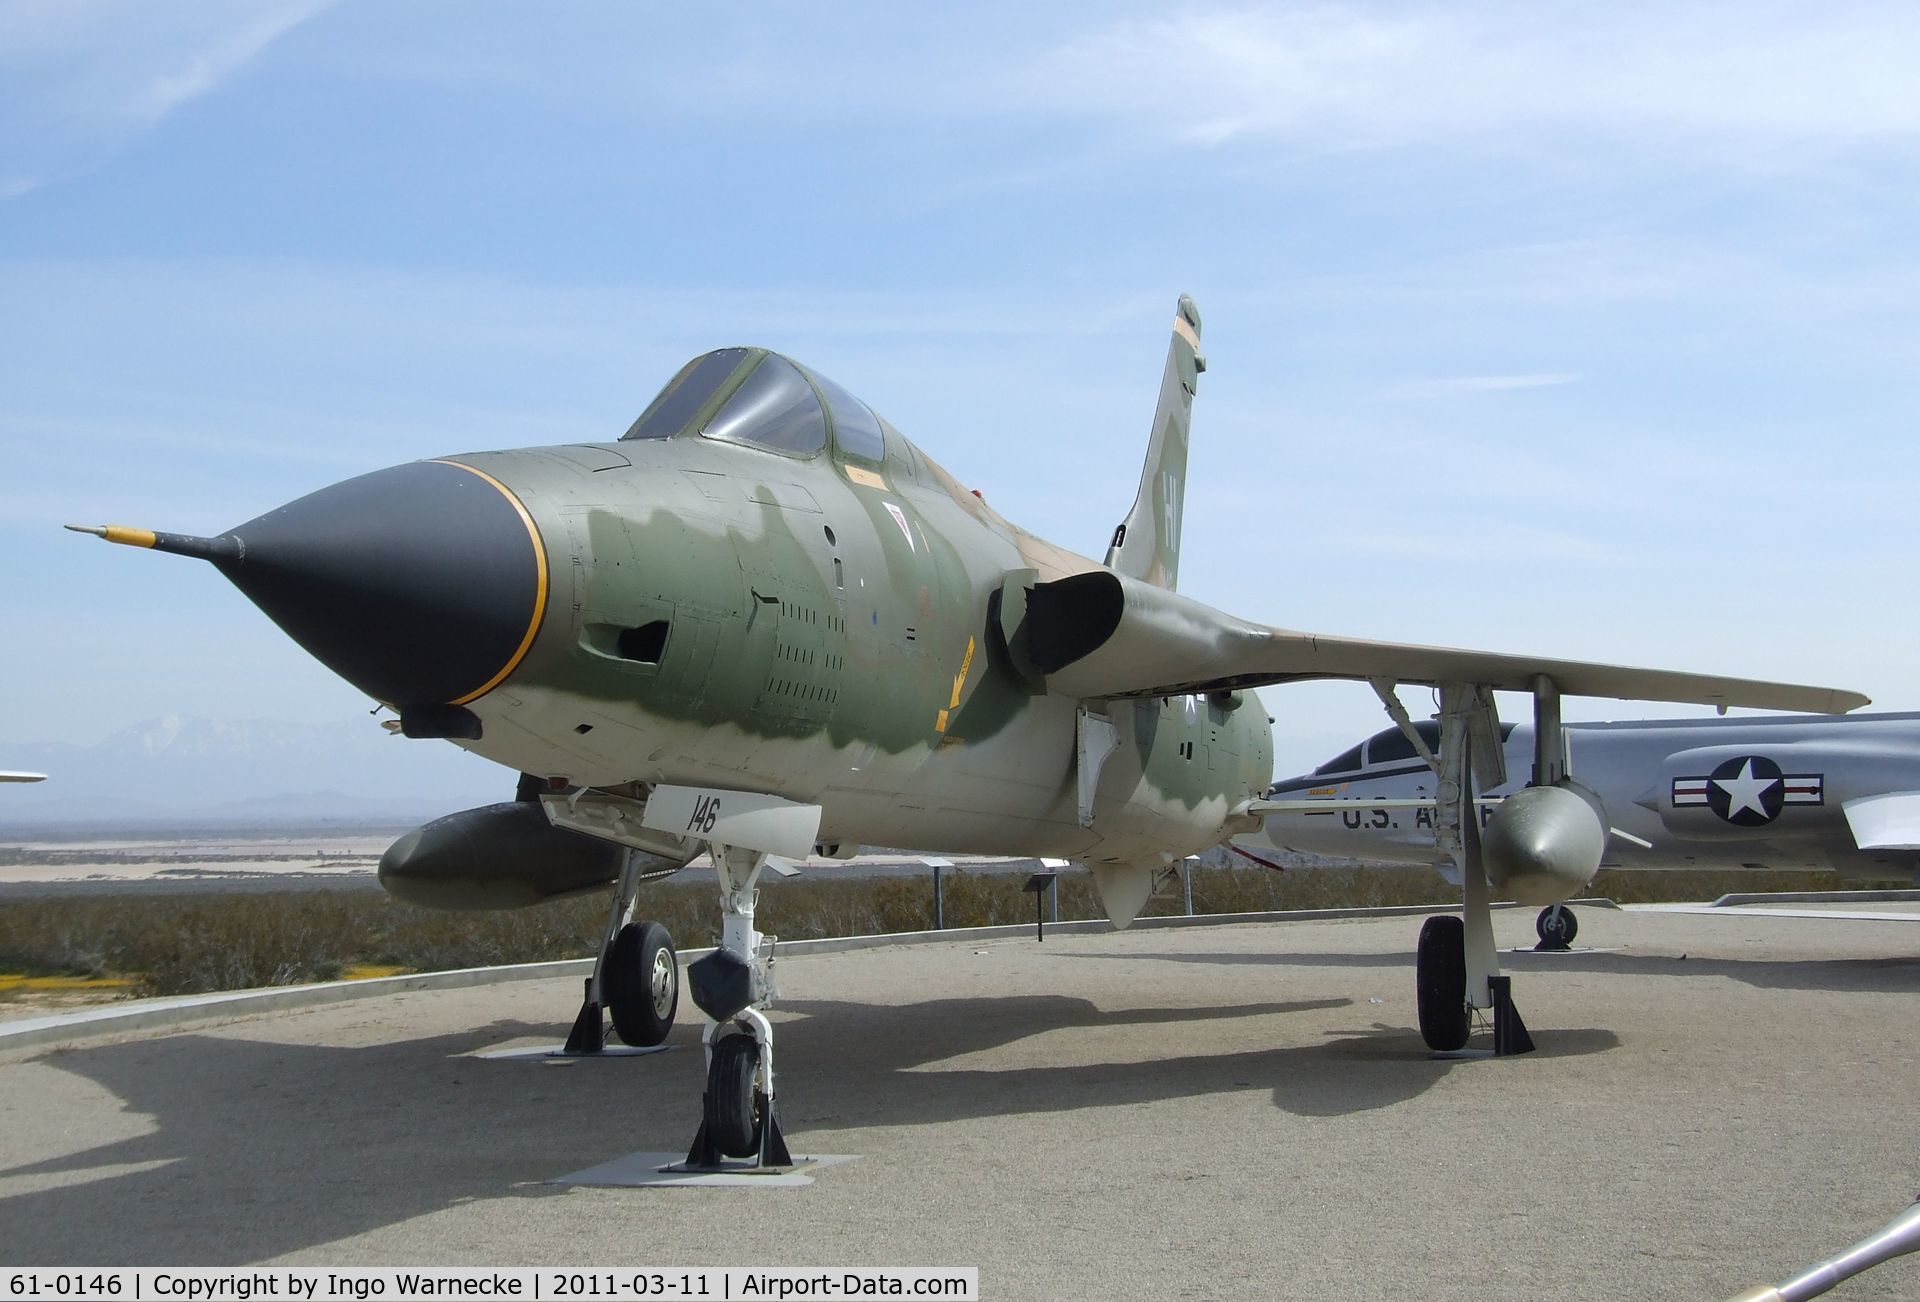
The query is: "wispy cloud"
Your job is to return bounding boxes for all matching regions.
[0,0,331,199]
[122,5,324,124]
[1027,4,1920,154]
[277,4,1920,164]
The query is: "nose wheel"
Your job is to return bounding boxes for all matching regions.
[1534,904,1578,951]
[704,1032,766,1156]
[686,1018,791,1169]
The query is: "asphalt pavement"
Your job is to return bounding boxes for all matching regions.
[1,906,1915,1300]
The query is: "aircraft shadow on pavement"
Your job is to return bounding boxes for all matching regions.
[1266,1024,1619,1117]
[774,994,1618,1128]
[1061,947,1920,996]
[0,990,1616,1263]
[0,1023,577,1264]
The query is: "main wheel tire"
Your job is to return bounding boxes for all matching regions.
[1416,914,1470,1052]
[606,921,678,1047]
[705,1033,765,1159]
[1536,904,1578,949]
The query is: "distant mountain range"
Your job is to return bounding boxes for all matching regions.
[0,714,505,827]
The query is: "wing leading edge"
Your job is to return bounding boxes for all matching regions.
[1016,568,1867,713]
[1149,625,1867,713]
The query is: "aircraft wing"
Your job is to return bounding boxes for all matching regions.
[1144,626,1866,712]
[0,772,46,783]
[1843,793,1920,850]
[1020,569,1868,712]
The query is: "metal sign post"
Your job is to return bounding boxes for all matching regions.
[1022,872,1057,942]
[923,857,953,931]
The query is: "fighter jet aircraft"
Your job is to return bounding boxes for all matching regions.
[1247,710,1920,944]
[71,296,1867,1166]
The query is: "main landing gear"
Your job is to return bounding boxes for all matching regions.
[1415,914,1469,1051]
[565,851,681,1054]
[679,840,794,1171]
[1386,680,1535,1058]
[1411,854,1535,1057]
[1415,909,1533,1056]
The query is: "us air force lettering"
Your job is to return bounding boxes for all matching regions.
[72,297,1868,1165]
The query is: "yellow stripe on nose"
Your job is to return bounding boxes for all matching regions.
[431,459,550,706]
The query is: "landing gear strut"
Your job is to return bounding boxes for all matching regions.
[679,841,794,1170]
[564,851,680,1054]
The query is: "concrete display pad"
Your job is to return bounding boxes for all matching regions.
[1636,904,1920,923]
[0,908,1914,1300]
[474,1043,672,1061]
[1503,945,1625,955]
[553,1152,857,1189]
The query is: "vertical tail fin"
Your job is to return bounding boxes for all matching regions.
[1104,294,1204,591]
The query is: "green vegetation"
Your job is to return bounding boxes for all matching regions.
[0,864,1900,999]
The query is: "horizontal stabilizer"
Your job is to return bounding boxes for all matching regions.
[1843,792,1920,850]
[1013,567,1867,713]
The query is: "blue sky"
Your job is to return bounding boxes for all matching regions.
[3,0,1918,801]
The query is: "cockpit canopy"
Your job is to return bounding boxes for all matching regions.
[621,347,887,462]
[1312,720,1518,775]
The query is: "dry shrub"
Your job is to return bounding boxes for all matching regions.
[0,862,1901,998]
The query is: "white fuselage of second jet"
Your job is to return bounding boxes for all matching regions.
[1251,713,1920,880]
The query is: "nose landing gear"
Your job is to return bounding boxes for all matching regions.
[1535,904,1578,951]
[685,1012,794,1169]
[676,840,795,1172]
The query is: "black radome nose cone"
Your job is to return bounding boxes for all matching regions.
[220,459,546,707]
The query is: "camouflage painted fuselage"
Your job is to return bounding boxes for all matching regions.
[440,424,1271,868]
